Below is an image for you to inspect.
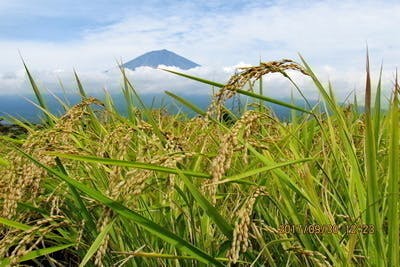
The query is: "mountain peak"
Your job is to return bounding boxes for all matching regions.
[123,49,200,70]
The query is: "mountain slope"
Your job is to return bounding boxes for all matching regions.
[123,49,200,70]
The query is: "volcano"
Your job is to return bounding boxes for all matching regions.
[122,49,200,70]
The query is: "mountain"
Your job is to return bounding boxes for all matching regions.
[122,49,200,70]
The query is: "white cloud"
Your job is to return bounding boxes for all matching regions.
[0,65,232,96]
[0,0,399,100]
[223,62,252,73]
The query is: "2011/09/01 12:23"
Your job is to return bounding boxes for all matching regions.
[277,223,375,235]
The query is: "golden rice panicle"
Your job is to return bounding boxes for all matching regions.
[203,129,236,204]
[161,132,194,203]
[46,181,69,216]
[121,132,191,199]
[1,143,53,218]
[287,244,331,267]
[227,187,268,264]
[98,124,135,160]
[238,111,264,164]
[5,216,69,265]
[94,208,113,267]
[106,126,192,202]
[99,124,136,199]
[57,96,104,131]
[0,129,55,218]
[207,59,309,119]
[203,110,262,204]
[0,98,104,219]
[108,131,162,200]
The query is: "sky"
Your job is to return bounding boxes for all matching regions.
[0,0,399,100]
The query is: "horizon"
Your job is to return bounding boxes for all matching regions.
[0,1,399,100]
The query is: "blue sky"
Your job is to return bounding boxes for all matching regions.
[0,0,399,98]
[0,1,272,41]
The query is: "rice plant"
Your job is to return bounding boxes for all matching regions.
[0,55,398,266]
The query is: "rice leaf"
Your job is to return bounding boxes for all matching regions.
[364,50,384,265]
[114,251,247,264]
[0,216,32,231]
[161,68,312,114]
[216,158,314,185]
[0,243,74,267]
[79,219,115,267]
[74,69,88,99]
[0,156,9,166]
[48,153,211,179]
[21,59,54,126]
[234,88,312,114]
[55,158,98,238]
[176,169,233,238]
[120,66,166,144]
[165,91,206,116]
[160,68,224,88]
[387,75,399,266]
[16,148,224,266]
[0,135,25,144]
